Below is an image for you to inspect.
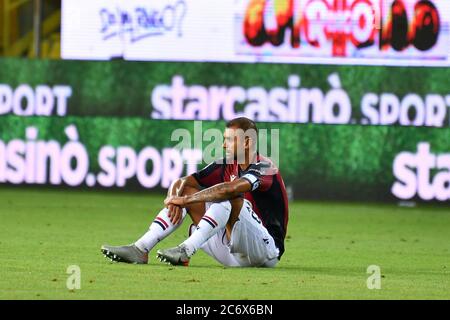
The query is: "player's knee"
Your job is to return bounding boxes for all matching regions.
[211,201,232,214]
[181,185,200,196]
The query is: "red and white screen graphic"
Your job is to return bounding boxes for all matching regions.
[235,0,449,61]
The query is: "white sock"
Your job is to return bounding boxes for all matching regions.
[182,201,231,257]
[135,207,187,253]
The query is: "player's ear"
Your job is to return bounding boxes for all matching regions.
[244,136,251,149]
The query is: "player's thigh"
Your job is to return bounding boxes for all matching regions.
[200,228,241,267]
[230,200,279,266]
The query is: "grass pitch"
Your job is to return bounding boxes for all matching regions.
[0,187,449,300]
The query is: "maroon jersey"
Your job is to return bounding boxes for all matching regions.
[192,154,289,259]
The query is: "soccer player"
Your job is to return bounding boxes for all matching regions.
[101,117,289,267]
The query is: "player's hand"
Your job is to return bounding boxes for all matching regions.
[164,196,187,207]
[167,204,183,225]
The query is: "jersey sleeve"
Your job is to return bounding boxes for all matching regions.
[191,161,224,188]
[240,161,275,192]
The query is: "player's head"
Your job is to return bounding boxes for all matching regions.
[223,117,258,162]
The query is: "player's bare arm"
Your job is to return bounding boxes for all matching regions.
[166,175,200,224]
[164,178,252,207]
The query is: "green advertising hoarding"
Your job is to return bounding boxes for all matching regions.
[0,58,449,202]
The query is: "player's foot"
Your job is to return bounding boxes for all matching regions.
[156,244,190,266]
[101,244,148,264]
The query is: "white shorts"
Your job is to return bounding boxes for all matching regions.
[196,199,280,267]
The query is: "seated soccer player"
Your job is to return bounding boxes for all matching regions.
[101,117,289,267]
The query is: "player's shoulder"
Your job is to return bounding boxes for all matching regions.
[256,155,274,166]
[247,155,279,176]
[210,157,232,166]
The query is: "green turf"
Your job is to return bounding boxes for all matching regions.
[0,187,449,300]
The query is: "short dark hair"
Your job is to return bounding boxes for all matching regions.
[225,117,258,134]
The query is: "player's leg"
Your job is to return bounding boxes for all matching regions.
[156,197,244,266]
[101,204,187,263]
[193,226,241,267]
[132,208,187,253]
[157,200,232,265]
[225,197,244,241]
[229,199,280,267]
[101,185,203,264]
[186,198,279,268]
[182,185,208,225]
[133,185,204,252]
